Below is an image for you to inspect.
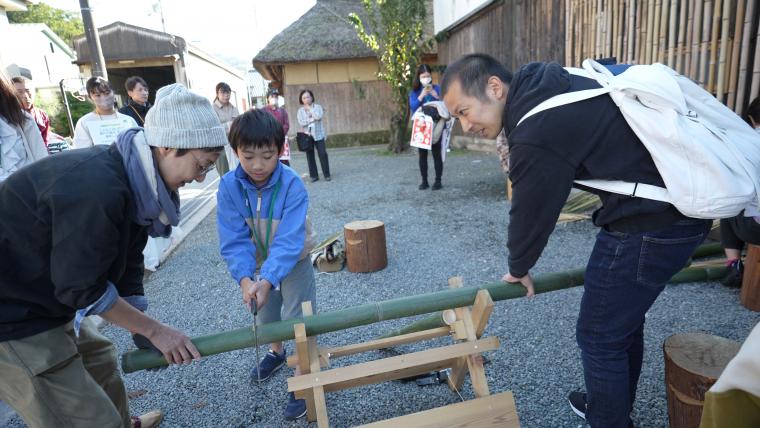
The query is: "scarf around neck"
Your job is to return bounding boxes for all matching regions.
[115,128,180,237]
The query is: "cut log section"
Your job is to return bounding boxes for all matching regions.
[344,220,388,273]
[663,332,740,428]
[741,244,760,311]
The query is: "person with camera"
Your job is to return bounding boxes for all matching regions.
[409,64,444,190]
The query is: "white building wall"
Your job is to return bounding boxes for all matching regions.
[184,51,246,110]
[5,25,79,86]
[433,0,493,34]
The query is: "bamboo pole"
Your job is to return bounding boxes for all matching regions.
[666,0,677,65]
[653,0,662,63]
[636,0,645,63]
[566,0,572,65]
[736,0,755,116]
[707,0,723,93]
[658,0,669,63]
[698,0,713,85]
[677,0,690,72]
[627,0,637,63]
[594,0,601,58]
[605,0,613,57]
[690,0,704,78]
[121,242,731,373]
[379,264,730,340]
[646,0,656,63]
[715,0,732,101]
[727,0,746,109]
[612,0,619,58]
[750,6,760,102]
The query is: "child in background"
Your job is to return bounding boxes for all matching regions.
[216,109,316,421]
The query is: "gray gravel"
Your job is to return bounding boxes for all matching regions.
[6,146,757,427]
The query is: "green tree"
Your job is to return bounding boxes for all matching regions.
[350,0,430,153]
[8,3,84,47]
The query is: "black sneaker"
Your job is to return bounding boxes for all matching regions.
[568,391,587,420]
[310,177,319,183]
[419,181,429,190]
[721,259,744,288]
[432,180,442,190]
[250,349,286,382]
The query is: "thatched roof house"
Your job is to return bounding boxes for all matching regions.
[253,0,436,144]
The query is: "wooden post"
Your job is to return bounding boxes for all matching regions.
[663,333,740,428]
[741,244,760,311]
[344,220,388,273]
[294,323,318,422]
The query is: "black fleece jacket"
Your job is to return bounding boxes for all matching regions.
[119,99,152,126]
[504,62,686,277]
[0,145,148,341]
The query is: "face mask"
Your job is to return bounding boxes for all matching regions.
[95,93,115,110]
[420,77,432,86]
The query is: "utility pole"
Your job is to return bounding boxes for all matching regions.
[79,0,108,79]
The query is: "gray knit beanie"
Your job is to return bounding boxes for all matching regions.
[144,83,227,149]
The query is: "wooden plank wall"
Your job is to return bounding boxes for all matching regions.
[284,80,394,136]
[565,0,760,116]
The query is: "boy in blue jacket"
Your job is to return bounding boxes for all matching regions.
[217,109,316,421]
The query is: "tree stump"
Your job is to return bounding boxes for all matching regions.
[663,333,740,428]
[344,220,387,273]
[741,244,760,311]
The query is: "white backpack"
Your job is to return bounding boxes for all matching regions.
[516,59,760,219]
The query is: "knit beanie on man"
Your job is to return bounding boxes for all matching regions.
[144,83,227,149]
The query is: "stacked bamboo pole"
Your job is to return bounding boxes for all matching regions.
[667,0,678,66]
[707,0,722,93]
[715,0,731,102]
[735,0,755,112]
[727,0,746,109]
[698,1,712,85]
[751,8,760,101]
[676,0,690,72]
[689,0,703,78]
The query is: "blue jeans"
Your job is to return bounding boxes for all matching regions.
[577,219,711,428]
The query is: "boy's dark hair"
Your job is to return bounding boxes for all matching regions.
[125,76,148,92]
[440,54,513,101]
[298,89,315,105]
[10,76,27,85]
[228,109,284,153]
[86,76,113,95]
[747,96,760,126]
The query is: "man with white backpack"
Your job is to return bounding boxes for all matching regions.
[441,53,760,427]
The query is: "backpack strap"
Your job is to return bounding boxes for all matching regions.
[574,179,672,203]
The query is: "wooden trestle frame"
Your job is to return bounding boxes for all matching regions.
[285,277,521,427]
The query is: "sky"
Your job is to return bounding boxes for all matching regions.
[42,0,316,71]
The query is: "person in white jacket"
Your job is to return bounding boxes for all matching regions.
[0,72,47,182]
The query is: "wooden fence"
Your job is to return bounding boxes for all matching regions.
[564,0,760,116]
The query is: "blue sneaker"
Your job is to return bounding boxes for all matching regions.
[250,349,286,382]
[284,391,307,421]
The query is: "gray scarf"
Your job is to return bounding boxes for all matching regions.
[115,128,180,237]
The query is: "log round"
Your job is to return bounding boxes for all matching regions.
[741,244,760,311]
[344,220,387,273]
[663,333,740,428]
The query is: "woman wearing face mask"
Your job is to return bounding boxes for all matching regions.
[213,82,240,176]
[409,64,444,190]
[73,77,138,149]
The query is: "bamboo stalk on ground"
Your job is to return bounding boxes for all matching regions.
[677,0,690,72]
[715,0,731,101]
[690,0,704,78]
[707,0,723,93]
[736,0,755,113]
[727,0,745,110]
[698,1,712,85]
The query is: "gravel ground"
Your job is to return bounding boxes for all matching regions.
[6,146,757,428]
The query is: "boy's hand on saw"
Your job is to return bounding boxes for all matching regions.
[240,277,272,311]
[502,273,535,298]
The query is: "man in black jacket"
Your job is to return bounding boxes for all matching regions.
[119,76,152,126]
[441,54,711,427]
[0,83,227,428]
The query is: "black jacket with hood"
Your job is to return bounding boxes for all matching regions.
[503,62,687,278]
[0,145,147,341]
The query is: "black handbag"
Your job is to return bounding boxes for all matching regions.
[296,132,314,152]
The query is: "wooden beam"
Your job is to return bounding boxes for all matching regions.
[446,277,469,392]
[287,337,500,394]
[326,327,452,359]
[356,390,520,428]
[472,290,495,339]
[294,323,317,422]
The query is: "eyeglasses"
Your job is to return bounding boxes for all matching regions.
[192,152,216,176]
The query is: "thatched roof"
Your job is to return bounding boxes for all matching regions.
[254,0,375,65]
